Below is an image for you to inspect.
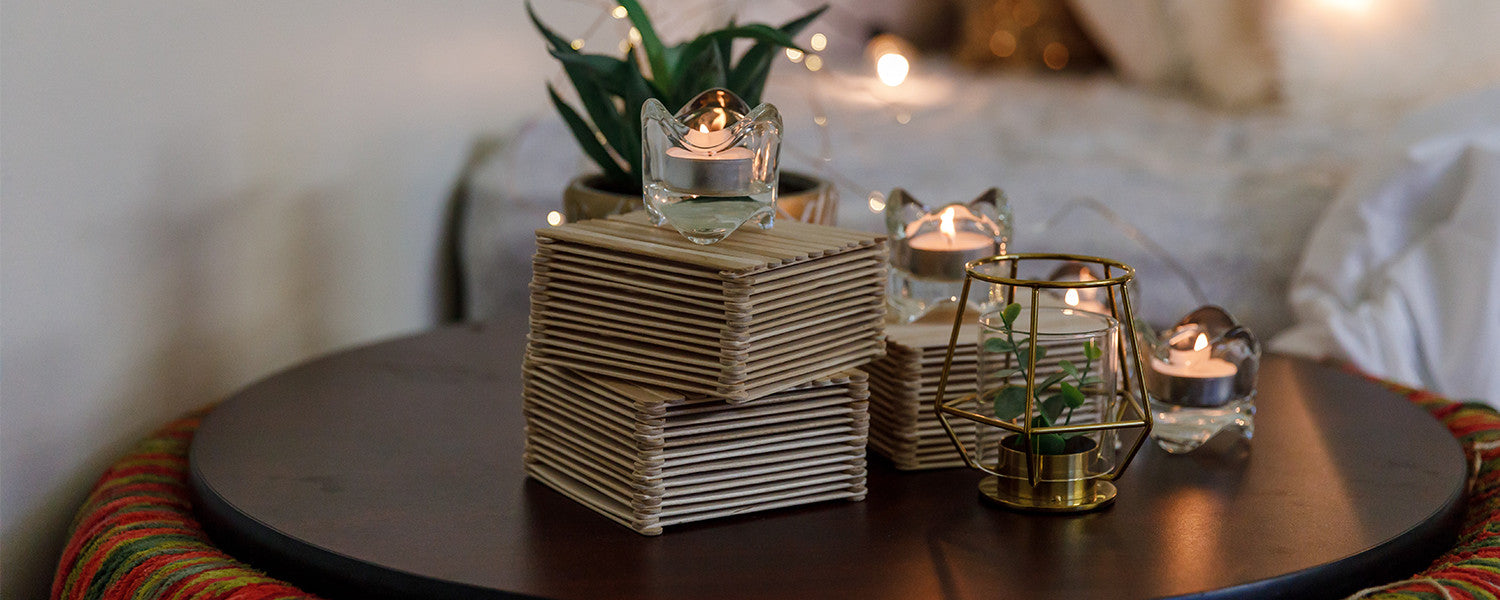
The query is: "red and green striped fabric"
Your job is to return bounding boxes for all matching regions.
[49,378,1500,600]
[49,408,320,600]
[1349,379,1500,600]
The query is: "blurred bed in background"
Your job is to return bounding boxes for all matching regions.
[461,0,1499,403]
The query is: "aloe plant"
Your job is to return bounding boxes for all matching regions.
[528,0,826,193]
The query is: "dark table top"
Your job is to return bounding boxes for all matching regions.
[189,321,1466,600]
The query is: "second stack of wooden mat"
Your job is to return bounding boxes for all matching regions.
[866,319,1101,470]
[528,211,888,403]
[865,322,979,470]
[523,362,869,535]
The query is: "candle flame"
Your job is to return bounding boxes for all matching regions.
[1193,333,1209,352]
[939,206,956,242]
[698,124,710,134]
[1064,289,1079,307]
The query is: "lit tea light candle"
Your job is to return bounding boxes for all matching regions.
[1048,263,1108,314]
[900,206,998,279]
[1150,332,1238,406]
[663,109,755,195]
[1062,285,1108,315]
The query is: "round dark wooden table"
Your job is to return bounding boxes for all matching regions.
[190,322,1466,600]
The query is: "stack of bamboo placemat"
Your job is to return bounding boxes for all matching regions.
[523,364,869,535]
[522,211,887,534]
[866,322,978,470]
[528,211,887,403]
[866,318,1099,470]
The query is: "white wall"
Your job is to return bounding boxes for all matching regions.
[0,2,579,596]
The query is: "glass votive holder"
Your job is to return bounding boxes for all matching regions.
[641,88,781,245]
[885,188,1012,323]
[1143,305,1260,454]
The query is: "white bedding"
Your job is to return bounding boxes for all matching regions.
[463,66,1414,361]
[1272,87,1500,404]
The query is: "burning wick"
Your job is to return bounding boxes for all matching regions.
[939,207,957,243]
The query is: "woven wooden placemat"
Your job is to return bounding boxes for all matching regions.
[528,211,888,402]
[522,361,869,535]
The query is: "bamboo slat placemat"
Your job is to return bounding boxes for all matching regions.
[522,362,869,535]
[866,320,1102,470]
[865,322,977,470]
[528,211,888,403]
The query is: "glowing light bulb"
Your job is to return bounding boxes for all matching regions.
[876,52,909,86]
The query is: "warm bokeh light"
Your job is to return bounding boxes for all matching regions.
[810,33,827,52]
[1319,0,1375,13]
[805,54,823,71]
[570,39,585,50]
[785,48,804,62]
[1013,0,1041,27]
[546,211,563,226]
[876,53,909,86]
[1065,288,1080,307]
[813,115,827,126]
[895,111,911,124]
[628,27,642,45]
[611,5,628,19]
[1043,42,1069,70]
[989,30,1017,57]
[867,192,886,213]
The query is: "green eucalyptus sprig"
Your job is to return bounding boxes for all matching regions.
[527,0,827,193]
[984,302,1104,454]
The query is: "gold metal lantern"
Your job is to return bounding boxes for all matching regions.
[933,254,1152,512]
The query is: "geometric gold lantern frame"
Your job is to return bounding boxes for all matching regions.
[933,253,1152,512]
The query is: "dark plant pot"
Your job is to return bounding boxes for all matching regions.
[562,171,837,225]
[979,434,1116,512]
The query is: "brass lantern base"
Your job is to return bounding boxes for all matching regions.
[979,477,1117,513]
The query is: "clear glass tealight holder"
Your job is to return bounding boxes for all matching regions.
[1143,306,1260,454]
[885,188,1012,323]
[641,88,781,245]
